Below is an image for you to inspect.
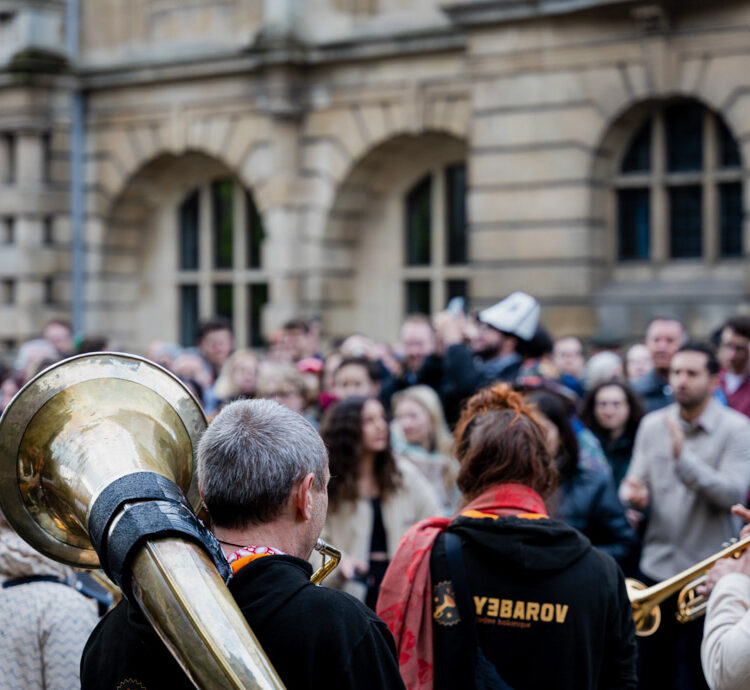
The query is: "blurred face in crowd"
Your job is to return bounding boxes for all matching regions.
[333,363,377,400]
[231,353,259,395]
[645,319,685,375]
[669,351,715,411]
[594,385,630,437]
[535,411,560,457]
[262,382,306,414]
[281,327,310,362]
[472,322,505,359]
[0,377,18,412]
[199,328,234,370]
[718,327,750,375]
[400,321,435,373]
[394,397,433,450]
[173,353,214,390]
[43,322,74,356]
[553,337,585,378]
[626,343,653,382]
[361,399,389,454]
[322,352,343,394]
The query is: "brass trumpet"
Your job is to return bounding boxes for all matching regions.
[627,534,750,636]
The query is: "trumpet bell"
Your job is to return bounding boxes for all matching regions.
[626,577,662,637]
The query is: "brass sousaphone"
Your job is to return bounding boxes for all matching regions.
[0,353,284,689]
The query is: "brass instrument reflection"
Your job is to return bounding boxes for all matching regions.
[627,535,750,636]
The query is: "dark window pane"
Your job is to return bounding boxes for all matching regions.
[179,285,199,347]
[445,164,467,264]
[42,216,53,245]
[617,188,651,260]
[214,284,233,323]
[666,102,704,172]
[720,182,743,257]
[212,179,234,269]
[405,175,431,265]
[669,185,702,258]
[621,119,652,173]
[248,283,268,347]
[246,190,264,269]
[718,119,742,169]
[446,279,468,302]
[179,190,200,270]
[405,280,431,315]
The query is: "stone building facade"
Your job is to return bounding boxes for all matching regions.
[1,0,749,352]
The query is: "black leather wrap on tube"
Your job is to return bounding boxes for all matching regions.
[87,471,230,601]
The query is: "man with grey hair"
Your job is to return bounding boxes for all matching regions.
[81,399,405,689]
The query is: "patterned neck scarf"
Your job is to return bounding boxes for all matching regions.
[227,545,286,575]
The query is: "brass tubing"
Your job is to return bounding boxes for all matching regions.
[628,533,750,636]
[310,539,341,585]
[131,537,285,690]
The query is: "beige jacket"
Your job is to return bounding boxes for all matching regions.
[701,572,750,690]
[317,456,441,601]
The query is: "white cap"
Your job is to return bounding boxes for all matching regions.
[478,292,540,341]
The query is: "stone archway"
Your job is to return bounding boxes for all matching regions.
[307,131,468,342]
[91,151,267,351]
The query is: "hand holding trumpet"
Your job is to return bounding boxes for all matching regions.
[698,505,750,598]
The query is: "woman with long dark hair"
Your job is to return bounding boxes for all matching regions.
[377,384,637,690]
[526,389,637,567]
[579,381,645,488]
[319,396,440,609]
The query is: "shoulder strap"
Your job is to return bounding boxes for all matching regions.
[2,574,66,588]
[443,532,479,647]
[443,531,514,690]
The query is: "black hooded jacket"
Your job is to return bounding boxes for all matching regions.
[430,515,637,690]
[81,555,404,689]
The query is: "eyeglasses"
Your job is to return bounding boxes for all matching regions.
[595,400,626,409]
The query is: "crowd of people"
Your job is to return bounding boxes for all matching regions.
[3,292,750,688]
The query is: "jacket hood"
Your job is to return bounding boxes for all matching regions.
[451,514,591,573]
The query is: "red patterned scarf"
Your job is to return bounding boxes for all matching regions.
[227,545,287,575]
[375,483,547,690]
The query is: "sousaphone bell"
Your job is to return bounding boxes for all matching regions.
[0,353,283,689]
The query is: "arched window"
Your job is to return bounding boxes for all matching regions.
[403,163,468,315]
[177,178,266,347]
[616,101,743,262]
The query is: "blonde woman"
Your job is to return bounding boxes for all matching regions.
[391,385,459,513]
[212,349,259,409]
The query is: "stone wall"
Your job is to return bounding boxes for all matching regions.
[2,1,750,351]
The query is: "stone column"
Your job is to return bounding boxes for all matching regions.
[0,135,11,184]
[16,132,45,185]
[15,217,45,338]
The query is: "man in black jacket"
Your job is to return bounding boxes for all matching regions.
[81,399,404,690]
[435,292,541,406]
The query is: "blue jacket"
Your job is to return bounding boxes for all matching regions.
[555,465,638,568]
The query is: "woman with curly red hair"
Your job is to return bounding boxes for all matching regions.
[376,384,637,690]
